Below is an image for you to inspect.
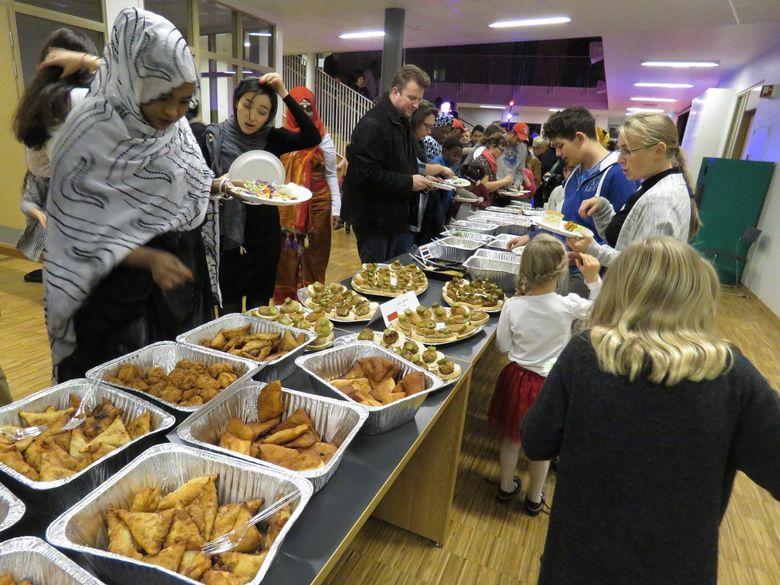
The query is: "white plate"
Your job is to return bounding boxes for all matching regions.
[229,183,313,207]
[443,177,471,188]
[522,208,546,216]
[499,188,530,198]
[534,217,586,239]
[228,150,285,183]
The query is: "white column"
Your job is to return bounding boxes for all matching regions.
[274,27,284,127]
[304,52,317,90]
[104,0,144,30]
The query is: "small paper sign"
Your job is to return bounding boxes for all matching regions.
[435,322,446,331]
[380,291,420,327]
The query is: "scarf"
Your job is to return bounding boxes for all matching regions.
[205,117,271,250]
[44,8,215,368]
[481,148,498,174]
[279,87,325,236]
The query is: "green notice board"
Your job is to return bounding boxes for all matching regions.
[691,157,775,283]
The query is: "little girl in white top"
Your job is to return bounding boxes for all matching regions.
[490,233,601,514]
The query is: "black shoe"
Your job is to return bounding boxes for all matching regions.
[523,491,550,516]
[550,457,559,473]
[497,476,521,502]
[24,269,43,283]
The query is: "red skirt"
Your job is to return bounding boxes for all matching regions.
[489,362,546,442]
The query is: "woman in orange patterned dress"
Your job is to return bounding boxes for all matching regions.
[274,87,341,302]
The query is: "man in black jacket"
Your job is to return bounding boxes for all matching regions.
[342,64,452,263]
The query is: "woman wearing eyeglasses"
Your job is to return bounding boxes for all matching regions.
[567,112,699,265]
[200,74,321,313]
[274,87,340,302]
[471,133,515,207]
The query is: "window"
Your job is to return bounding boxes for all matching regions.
[17,0,102,22]
[145,0,192,42]
[198,1,234,58]
[200,56,235,123]
[15,13,104,85]
[241,15,273,69]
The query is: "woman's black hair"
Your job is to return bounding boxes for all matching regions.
[462,163,486,182]
[442,136,462,151]
[232,77,278,130]
[13,28,98,149]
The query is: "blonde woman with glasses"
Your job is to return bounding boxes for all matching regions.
[567,112,700,266]
[522,237,780,585]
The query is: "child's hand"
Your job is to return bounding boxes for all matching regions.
[575,253,600,283]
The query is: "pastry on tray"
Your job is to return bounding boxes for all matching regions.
[248,301,334,351]
[442,277,505,312]
[390,303,485,344]
[302,283,378,321]
[351,260,428,297]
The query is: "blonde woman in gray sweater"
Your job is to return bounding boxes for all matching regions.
[567,112,699,265]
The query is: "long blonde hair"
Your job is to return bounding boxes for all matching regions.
[516,234,567,295]
[588,236,731,386]
[619,113,701,237]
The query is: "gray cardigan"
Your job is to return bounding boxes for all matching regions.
[588,172,691,265]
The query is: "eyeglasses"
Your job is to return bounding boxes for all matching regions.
[298,100,313,113]
[617,145,651,158]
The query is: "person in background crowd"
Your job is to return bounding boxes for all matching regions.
[200,74,321,313]
[425,112,453,161]
[491,235,601,512]
[186,104,207,144]
[567,112,699,267]
[451,118,466,143]
[323,53,340,79]
[354,72,371,99]
[463,123,504,167]
[473,133,514,203]
[45,8,227,382]
[533,135,557,175]
[363,60,381,100]
[275,87,341,302]
[527,136,545,187]
[545,163,576,212]
[12,28,98,284]
[430,136,464,225]
[409,100,440,245]
[470,124,485,147]
[498,123,529,187]
[544,107,638,241]
[341,65,453,263]
[523,236,780,585]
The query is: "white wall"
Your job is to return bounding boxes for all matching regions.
[105,0,143,30]
[718,41,780,315]
[458,106,609,131]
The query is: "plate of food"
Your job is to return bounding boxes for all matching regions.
[349,329,461,381]
[351,260,429,298]
[226,180,313,207]
[426,177,470,190]
[247,299,335,351]
[498,187,530,198]
[442,276,505,313]
[298,282,379,323]
[389,303,488,345]
[534,216,587,239]
[229,149,285,183]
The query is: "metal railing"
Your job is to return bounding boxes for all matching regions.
[406,53,599,88]
[314,68,373,157]
[282,54,307,91]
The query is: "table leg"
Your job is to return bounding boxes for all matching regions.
[371,370,472,544]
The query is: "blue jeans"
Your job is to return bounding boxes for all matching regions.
[354,227,414,263]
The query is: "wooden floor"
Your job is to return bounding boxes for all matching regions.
[1,229,779,584]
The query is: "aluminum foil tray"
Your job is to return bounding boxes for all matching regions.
[46,444,313,585]
[488,233,521,250]
[472,248,522,265]
[0,536,106,584]
[176,380,367,492]
[469,213,532,236]
[177,314,315,382]
[440,230,495,245]
[295,341,444,435]
[0,481,24,533]
[0,379,174,526]
[429,236,485,263]
[485,205,524,215]
[86,341,260,416]
[463,255,520,295]
[448,220,498,235]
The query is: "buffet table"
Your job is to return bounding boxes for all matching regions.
[260,255,501,584]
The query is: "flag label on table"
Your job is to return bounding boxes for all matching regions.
[380,292,420,327]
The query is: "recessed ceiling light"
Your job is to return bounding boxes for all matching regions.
[479,105,506,110]
[548,108,563,112]
[641,61,718,68]
[339,30,385,39]
[627,107,665,113]
[630,97,677,103]
[249,32,272,37]
[634,82,693,89]
[489,16,571,28]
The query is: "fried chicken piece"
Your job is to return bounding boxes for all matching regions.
[387,392,407,404]
[343,364,366,380]
[217,372,238,389]
[117,509,175,556]
[146,366,168,383]
[164,502,204,549]
[130,487,161,512]
[371,377,397,404]
[180,550,212,580]
[265,504,292,548]
[287,449,323,471]
[256,444,298,467]
[218,551,268,582]
[351,390,383,407]
[196,375,220,393]
[271,408,315,433]
[116,364,141,384]
[226,417,278,442]
[144,542,185,573]
[260,424,309,446]
[208,362,235,377]
[357,357,397,383]
[257,381,284,422]
[198,386,220,404]
[107,508,142,560]
[202,570,245,585]
[303,442,338,464]
[398,371,426,396]
[219,431,252,456]
[158,474,218,510]
[127,411,152,440]
[284,429,319,449]
[161,385,183,404]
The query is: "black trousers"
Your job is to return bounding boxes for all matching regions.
[219,238,283,313]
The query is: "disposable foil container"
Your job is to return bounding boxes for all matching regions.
[469,212,532,236]
[427,236,484,263]
[0,379,174,526]
[448,220,498,235]
[488,233,521,250]
[485,205,524,215]
[472,248,522,265]
[46,444,313,585]
[440,230,495,245]
[177,314,315,382]
[0,536,106,584]
[295,341,444,435]
[0,482,24,533]
[463,255,520,295]
[176,380,368,492]
[86,341,260,416]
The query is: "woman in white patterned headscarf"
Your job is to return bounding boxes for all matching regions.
[45,8,228,382]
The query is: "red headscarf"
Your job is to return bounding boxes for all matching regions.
[284,86,325,137]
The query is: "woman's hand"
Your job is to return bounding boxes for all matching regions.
[29,209,47,229]
[412,174,432,192]
[579,197,603,219]
[501,175,514,187]
[507,235,530,250]
[148,250,193,290]
[38,48,99,77]
[575,253,601,284]
[259,72,288,99]
[566,231,594,254]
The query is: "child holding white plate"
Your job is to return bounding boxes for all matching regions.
[490,234,601,513]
